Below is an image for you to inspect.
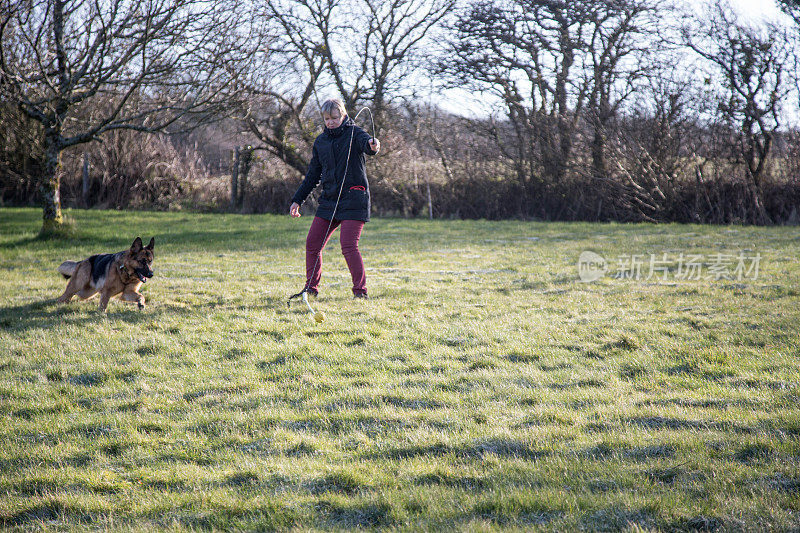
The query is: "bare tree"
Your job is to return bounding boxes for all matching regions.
[239,0,454,178]
[608,68,698,222]
[585,0,661,182]
[236,0,329,177]
[325,0,455,125]
[0,0,256,232]
[442,0,587,196]
[683,0,792,224]
[440,0,662,210]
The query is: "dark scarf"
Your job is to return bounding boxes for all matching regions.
[324,116,354,138]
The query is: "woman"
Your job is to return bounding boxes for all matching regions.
[289,98,380,299]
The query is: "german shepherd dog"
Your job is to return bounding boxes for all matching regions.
[57,237,155,311]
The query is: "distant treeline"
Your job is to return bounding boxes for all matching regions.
[1,0,799,227]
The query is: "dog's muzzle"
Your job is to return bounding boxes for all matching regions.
[135,268,154,283]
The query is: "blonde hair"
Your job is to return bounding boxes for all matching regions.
[320,98,346,117]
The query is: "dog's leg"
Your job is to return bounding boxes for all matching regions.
[98,291,111,312]
[121,289,145,310]
[57,277,79,304]
[57,289,74,303]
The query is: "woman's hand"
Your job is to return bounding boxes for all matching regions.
[369,138,380,153]
[290,202,301,217]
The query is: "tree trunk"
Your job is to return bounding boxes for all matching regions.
[744,133,772,225]
[747,178,771,225]
[591,131,606,180]
[237,146,254,211]
[40,136,63,233]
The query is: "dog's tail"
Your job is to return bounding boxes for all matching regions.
[57,261,78,279]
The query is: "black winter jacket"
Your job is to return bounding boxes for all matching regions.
[291,116,377,222]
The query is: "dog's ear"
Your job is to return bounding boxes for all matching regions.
[146,237,154,250]
[131,237,143,253]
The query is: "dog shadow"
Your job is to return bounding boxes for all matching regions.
[0,299,193,331]
[0,299,92,331]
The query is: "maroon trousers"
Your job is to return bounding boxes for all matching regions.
[305,216,366,296]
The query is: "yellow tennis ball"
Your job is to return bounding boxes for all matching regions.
[314,312,325,323]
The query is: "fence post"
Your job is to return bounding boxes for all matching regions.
[427,178,433,220]
[82,152,90,207]
[231,147,239,210]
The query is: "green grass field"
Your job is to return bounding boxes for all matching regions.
[1,207,799,531]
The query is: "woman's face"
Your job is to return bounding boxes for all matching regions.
[323,109,345,129]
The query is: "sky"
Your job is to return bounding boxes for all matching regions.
[728,0,787,20]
